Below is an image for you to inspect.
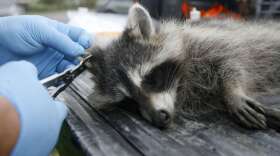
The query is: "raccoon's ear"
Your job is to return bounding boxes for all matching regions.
[86,48,105,76]
[125,3,155,39]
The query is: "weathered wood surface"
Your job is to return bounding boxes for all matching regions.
[57,70,280,156]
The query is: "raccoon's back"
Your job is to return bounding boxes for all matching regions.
[169,19,280,111]
[181,20,280,92]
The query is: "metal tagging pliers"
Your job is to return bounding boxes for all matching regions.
[40,55,92,98]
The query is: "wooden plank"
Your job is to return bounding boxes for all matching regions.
[70,71,221,156]
[57,88,142,156]
[68,70,280,156]
[197,123,280,156]
[97,108,221,156]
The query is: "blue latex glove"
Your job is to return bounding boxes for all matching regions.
[0,15,93,79]
[0,61,67,156]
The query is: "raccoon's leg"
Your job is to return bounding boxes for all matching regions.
[222,74,266,129]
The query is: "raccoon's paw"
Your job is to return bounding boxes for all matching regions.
[227,95,266,129]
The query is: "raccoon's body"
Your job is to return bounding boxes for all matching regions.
[87,3,280,129]
[174,20,280,110]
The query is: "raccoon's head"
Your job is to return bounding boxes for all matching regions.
[87,3,184,128]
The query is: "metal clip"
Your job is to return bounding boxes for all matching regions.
[40,55,93,98]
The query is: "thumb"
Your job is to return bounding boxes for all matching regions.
[0,61,38,78]
[39,27,85,60]
[54,101,68,121]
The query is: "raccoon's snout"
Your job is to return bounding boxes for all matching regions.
[154,110,171,128]
[140,107,173,128]
[159,110,170,122]
[138,90,177,128]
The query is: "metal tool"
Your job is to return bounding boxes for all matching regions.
[40,54,93,98]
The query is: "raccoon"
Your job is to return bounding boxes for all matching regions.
[86,3,280,129]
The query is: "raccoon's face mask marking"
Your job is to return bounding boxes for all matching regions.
[88,3,180,128]
[138,61,179,128]
[119,60,180,128]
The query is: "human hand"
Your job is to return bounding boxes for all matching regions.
[0,61,67,156]
[0,15,92,79]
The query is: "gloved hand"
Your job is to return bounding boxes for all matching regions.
[0,15,92,79]
[0,61,67,156]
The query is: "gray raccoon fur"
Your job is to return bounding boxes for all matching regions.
[86,3,280,129]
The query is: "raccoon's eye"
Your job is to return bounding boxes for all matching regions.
[143,61,178,92]
[143,69,165,91]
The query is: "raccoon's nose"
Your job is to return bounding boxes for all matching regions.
[159,110,170,122]
[154,110,171,128]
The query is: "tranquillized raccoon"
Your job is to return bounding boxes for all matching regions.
[86,3,280,129]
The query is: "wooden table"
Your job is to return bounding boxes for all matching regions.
[56,70,280,156]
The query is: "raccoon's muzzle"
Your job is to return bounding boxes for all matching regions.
[153,110,172,128]
[137,94,173,128]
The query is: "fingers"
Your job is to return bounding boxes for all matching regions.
[241,106,266,128]
[27,49,64,80]
[245,106,266,122]
[246,98,265,114]
[68,26,93,49]
[236,111,252,127]
[50,20,93,49]
[40,26,85,59]
[231,96,267,129]
[27,48,80,79]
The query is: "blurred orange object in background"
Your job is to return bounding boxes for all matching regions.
[181,1,240,19]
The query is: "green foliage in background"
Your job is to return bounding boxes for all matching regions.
[27,0,96,12]
[39,0,58,4]
[79,0,97,8]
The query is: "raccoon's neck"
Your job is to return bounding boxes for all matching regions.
[159,21,211,62]
[157,23,186,62]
